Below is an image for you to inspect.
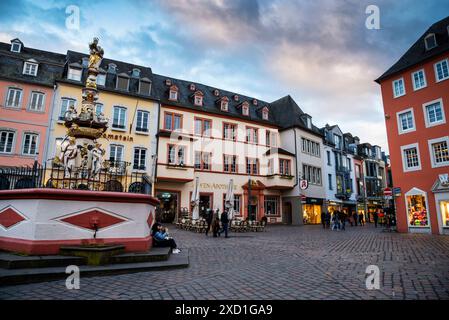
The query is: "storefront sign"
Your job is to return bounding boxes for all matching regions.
[306,197,323,205]
[160,193,172,199]
[200,183,237,190]
[102,133,134,142]
[393,187,401,197]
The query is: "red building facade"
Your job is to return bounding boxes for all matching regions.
[377,17,449,234]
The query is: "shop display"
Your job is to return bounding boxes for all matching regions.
[407,194,429,227]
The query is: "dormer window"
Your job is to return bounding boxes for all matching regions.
[108,63,117,73]
[132,68,141,77]
[252,99,258,106]
[169,85,178,101]
[165,79,172,86]
[189,83,196,91]
[96,73,106,86]
[139,78,152,95]
[425,33,437,50]
[193,90,204,106]
[220,97,229,111]
[306,117,312,129]
[262,106,269,120]
[82,57,89,68]
[233,94,239,102]
[242,102,249,116]
[10,39,22,53]
[67,65,82,81]
[213,89,220,97]
[23,59,39,76]
[116,73,130,91]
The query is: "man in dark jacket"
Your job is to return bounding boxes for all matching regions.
[321,211,326,229]
[205,208,213,236]
[219,210,230,238]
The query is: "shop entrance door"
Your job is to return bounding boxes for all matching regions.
[199,194,212,218]
[283,202,292,225]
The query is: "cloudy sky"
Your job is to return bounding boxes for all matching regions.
[1,0,448,152]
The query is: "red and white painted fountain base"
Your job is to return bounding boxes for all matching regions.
[0,189,159,255]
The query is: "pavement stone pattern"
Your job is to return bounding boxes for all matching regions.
[1,224,449,300]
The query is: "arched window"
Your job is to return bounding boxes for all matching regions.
[405,188,430,228]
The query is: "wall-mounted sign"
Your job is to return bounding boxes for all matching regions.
[439,174,449,186]
[102,133,134,142]
[160,193,172,199]
[299,180,309,190]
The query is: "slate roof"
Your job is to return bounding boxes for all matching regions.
[151,73,277,126]
[269,95,323,136]
[61,50,156,100]
[265,147,296,157]
[0,41,66,87]
[376,15,449,83]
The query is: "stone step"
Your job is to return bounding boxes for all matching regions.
[109,247,171,264]
[0,253,87,269]
[0,249,189,286]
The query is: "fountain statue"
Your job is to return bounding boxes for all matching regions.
[54,37,108,179]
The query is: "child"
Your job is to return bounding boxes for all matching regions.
[212,217,221,237]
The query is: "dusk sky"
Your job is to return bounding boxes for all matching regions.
[1,0,448,152]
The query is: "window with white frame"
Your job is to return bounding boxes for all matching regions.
[279,159,291,176]
[22,133,38,155]
[424,34,437,50]
[5,88,22,108]
[428,137,449,168]
[29,91,45,111]
[11,42,21,53]
[302,164,322,185]
[246,158,259,175]
[435,59,449,82]
[262,108,269,120]
[397,109,415,134]
[328,174,333,190]
[59,98,76,121]
[393,78,406,98]
[116,76,129,91]
[242,104,249,116]
[136,110,149,133]
[412,69,427,90]
[264,196,279,216]
[133,147,147,170]
[268,158,274,175]
[423,99,445,127]
[139,80,151,95]
[168,144,185,165]
[266,131,277,147]
[0,130,15,153]
[223,123,236,141]
[109,144,124,163]
[195,151,211,170]
[112,106,126,130]
[67,68,82,81]
[23,61,38,76]
[169,86,178,101]
[194,94,203,106]
[401,143,421,172]
[95,103,104,116]
[221,99,229,111]
[301,138,320,157]
[96,73,106,86]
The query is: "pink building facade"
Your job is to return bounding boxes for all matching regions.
[0,39,65,167]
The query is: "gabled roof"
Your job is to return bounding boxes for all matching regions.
[376,15,449,83]
[62,50,155,99]
[0,41,66,87]
[151,73,277,126]
[269,95,322,136]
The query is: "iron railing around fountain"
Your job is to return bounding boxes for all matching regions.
[0,161,152,194]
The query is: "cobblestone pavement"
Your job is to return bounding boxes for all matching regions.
[1,224,449,300]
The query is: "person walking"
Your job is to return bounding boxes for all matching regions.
[219,210,230,238]
[212,217,220,237]
[205,208,213,236]
[353,211,358,226]
[325,211,331,229]
[339,211,346,231]
[358,211,364,226]
[321,211,326,229]
[373,210,379,228]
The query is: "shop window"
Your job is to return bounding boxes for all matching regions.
[440,201,449,228]
[405,188,429,227]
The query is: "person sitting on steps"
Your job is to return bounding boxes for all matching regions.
[153,224,181,254]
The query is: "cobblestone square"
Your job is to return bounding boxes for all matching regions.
[1,224,448,300]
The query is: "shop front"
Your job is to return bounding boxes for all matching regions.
[326,201,342,214]
[303,197,323,224]
[404,187,431,234]
[155,190,180,223]
[432,174,449,235]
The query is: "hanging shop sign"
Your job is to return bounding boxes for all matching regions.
[299,180,309,190]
